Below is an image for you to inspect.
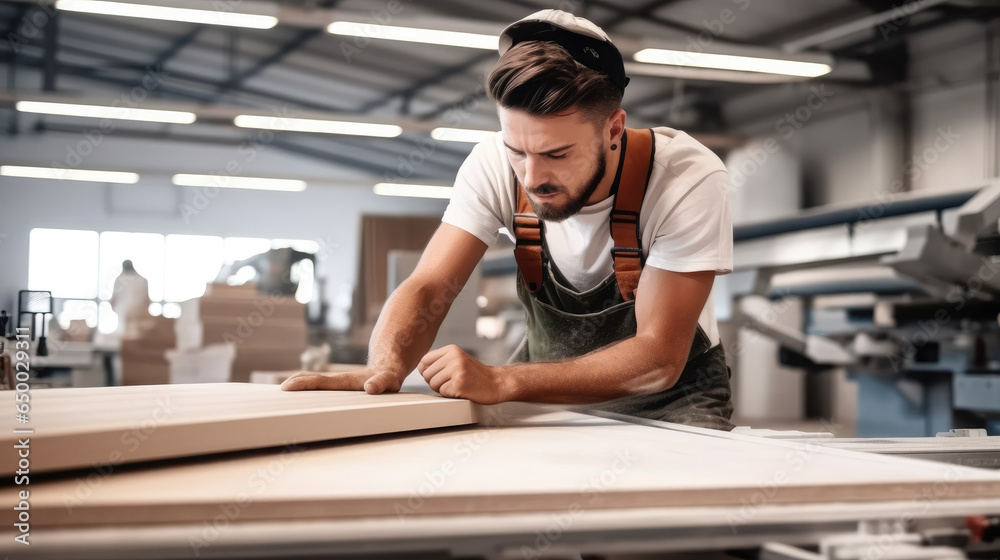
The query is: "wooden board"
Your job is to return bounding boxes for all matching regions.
[6,403,1000,529]
[0,383,477,475]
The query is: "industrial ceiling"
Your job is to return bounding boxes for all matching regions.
[1,0,998,185]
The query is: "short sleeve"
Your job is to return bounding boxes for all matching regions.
[645,169,733,275]
[441,140,506,246]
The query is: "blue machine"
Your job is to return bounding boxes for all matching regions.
[731,183,1000,437]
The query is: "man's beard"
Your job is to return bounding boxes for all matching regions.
[525,149,607,222]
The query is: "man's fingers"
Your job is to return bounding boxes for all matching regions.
[417,345,453,373]
[418,354,446,383]
[364,371,401,395]
[280,370,369,391]
[280,372,323,391]
[425,365,452,393]
[279,373,340,391]
[437,378,457,398]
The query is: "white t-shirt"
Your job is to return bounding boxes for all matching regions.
[442,126,733,346]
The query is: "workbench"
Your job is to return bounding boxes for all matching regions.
[1,383,999,560]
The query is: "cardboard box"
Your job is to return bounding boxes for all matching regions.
[63,320,93,343]
[120,339,170,363]
[120,319,176,385]
[230,348,305,382]
[166,344,235,384]
[249,371,297,384]
[122,361,170,385]
[176,318,308,351]
[204,283,259,298]
[127,316,177,346]
[179,295,305,322]
[169,285,310,382]
[164,345,303,384]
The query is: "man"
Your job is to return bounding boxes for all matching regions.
[284,10,735,430]
[110,259,151,338]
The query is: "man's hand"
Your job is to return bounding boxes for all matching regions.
[418,345,512,405]
[280,369,403,394]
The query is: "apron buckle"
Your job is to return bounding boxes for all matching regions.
[610,246,644,267]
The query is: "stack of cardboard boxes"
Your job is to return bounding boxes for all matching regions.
[120,316,176,385]
[174,284,309,382]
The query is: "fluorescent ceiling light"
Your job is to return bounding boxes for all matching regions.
[55,0,277,29]
[431,127,496,144]
[234,115,402,138]
[1,165,139,183]
[327,21,497,50]
[633,48,831,78]
[624,62,812,84]
[16,100,196,124]
[374,183,452,199]
[172,174,306,192]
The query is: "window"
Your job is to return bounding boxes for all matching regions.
[29,229,99,299]
[225,237,272,266]
[164,234,225,303]
[28,229,318,333]
[28,229,100,332]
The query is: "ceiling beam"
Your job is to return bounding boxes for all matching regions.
[599,0,690,32]
[148,26,203,70]
[414,0,518,22]
[1,48,223,102]
[410,0,719,124]
[851,0,903,12]
[0,87,472,150]
[1,2,30,41]
[749,5,872,47]
[4,1,499,115]
[833,5,1000,57]
[215,28,323,98]
[41,8,56,91]
[60,22,417,111]
[5,34,361,113]
[0,81,475,171]
[623,84,708,116]
[415,92,486,122]
[497,0,742,40]
[1,33,484,160]
[0,62,459,176]
[591,0,725,38]
[214,0,340,99]
[26,119,461,179]
[358,52,495,115]
[362,0,766,117]
[782,0,949,52]
[53,18,467,115]
[30,121,452,180]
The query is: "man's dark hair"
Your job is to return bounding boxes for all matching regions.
[486,40,622,126]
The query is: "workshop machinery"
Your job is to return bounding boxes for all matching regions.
[729,181,1000,437]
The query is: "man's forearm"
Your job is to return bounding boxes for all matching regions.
[367,278,458,381]
[505,333,690,404]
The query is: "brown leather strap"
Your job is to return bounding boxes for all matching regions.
[513,180,544,293]
[611,128,654,301]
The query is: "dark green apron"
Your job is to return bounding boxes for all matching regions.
[506,136,735,431]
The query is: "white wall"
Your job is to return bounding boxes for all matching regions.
[909,21,994,192]
[723,21,996,209]
[723,85,910,208]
